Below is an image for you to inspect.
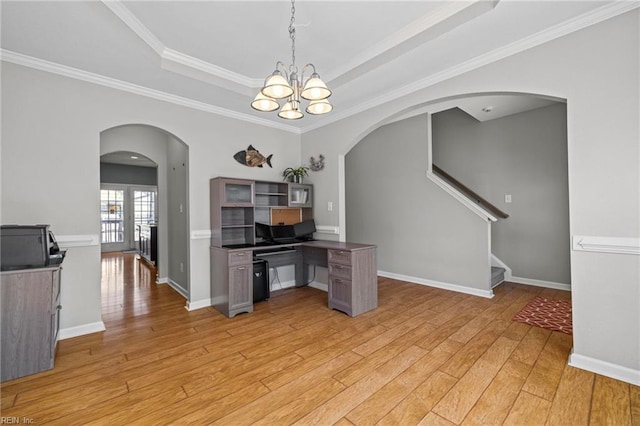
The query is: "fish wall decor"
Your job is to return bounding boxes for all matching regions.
[234,145,273,168]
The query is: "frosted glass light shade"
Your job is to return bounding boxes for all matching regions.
[251,92,279,112]
[301,75,331,100]
[278,101,303,120]
[305,99,333,115]
[262,73,293,99]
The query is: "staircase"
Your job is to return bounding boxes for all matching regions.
[491,267,506,287]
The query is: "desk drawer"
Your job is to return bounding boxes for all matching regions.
[328,263,352,280]
[228,250,252,266]
[329,276,352,304]
[328,249,351,266]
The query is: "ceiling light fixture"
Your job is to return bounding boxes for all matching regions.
[251,0,332,120]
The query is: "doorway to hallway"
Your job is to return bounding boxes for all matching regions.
[100,184,157,252]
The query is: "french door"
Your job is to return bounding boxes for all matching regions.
[100,184,157,252]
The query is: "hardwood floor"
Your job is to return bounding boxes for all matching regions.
[2,252,639,425]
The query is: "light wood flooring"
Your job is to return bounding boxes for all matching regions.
[1,252,639,425]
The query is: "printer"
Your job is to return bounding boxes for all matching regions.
[0,225,66,271]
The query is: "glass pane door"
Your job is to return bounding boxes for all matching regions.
[101,189,125,244]
[101,185,157,252]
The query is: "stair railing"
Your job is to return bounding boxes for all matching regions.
[432,164,509,219]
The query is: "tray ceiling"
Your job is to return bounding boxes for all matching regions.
[1,1,634,133]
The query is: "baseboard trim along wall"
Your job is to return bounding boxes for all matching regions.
[569,350,640,386]
[378,270,494,299]
[186,298,212,311]
[309,281,328,292]
[59,321,106,340]
[509,276,571,292]
[167,278,188,298]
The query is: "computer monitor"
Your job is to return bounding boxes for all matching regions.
[294,219,316,241]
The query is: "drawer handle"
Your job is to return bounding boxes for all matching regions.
[236,253,246,256]
[334,278,342,283]
[237,267,246,270]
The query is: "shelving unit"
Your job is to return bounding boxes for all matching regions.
[254,181,288,225]
[210,177,313,247]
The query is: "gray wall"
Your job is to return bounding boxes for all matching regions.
[432,103,570,285]
[100,163,157,186]
[346,115,491,293]
[166,135,190,293]
[303,11,639,376]
[1,63,301,332]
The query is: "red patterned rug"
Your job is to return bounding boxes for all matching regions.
[512,296,572,335]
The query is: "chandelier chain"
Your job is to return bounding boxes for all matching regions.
[289,0,296,73]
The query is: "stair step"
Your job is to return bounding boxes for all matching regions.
[491,266,506,287]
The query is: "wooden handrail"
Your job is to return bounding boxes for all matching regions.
[432,164,509,219]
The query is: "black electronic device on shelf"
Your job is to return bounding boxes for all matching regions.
[293,219,316,241]
[255,219,316,245]
[0,224,66,271]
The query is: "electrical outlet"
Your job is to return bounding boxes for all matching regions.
[180,262,184,272]
[328,201,333,212]
[505,194,512,203]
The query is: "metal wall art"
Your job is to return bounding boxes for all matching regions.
[309,154,325,171]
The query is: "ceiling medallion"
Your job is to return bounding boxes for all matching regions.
[251,0,332,120]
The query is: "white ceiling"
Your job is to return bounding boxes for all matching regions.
[1,1,635,133]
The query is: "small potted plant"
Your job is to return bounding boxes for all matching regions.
[282,165,309,183]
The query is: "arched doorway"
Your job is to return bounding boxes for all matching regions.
[100,124,190,298]
[100,151,158,253]
[343,92,570,293]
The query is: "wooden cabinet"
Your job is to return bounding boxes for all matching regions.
[1,267,61,381]
[327,246,377,317]
[210,247,253,318]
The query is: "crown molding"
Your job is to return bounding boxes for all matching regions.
[101,0,164,55]
[327,0,498,88]
[0,49,301,134]
[101,0,261,91]
[3,1,636,135]
[300,1,639,134]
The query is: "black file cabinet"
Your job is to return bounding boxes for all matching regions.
[252,259,269,303]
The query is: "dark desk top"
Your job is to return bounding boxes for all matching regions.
[216,239,376,253]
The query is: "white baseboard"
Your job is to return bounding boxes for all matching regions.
[59,321,106,340]
[186,298,212,311]
[569,350,640,386]
[270,279,296,292]
[510,276,571,291]
[308,281,328,292]
[156,276,168,284]
[167,279,188,298]
[378,270,494,299]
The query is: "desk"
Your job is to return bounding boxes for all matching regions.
[210,240,377,318]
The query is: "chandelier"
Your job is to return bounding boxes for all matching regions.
[251,0,332,120]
